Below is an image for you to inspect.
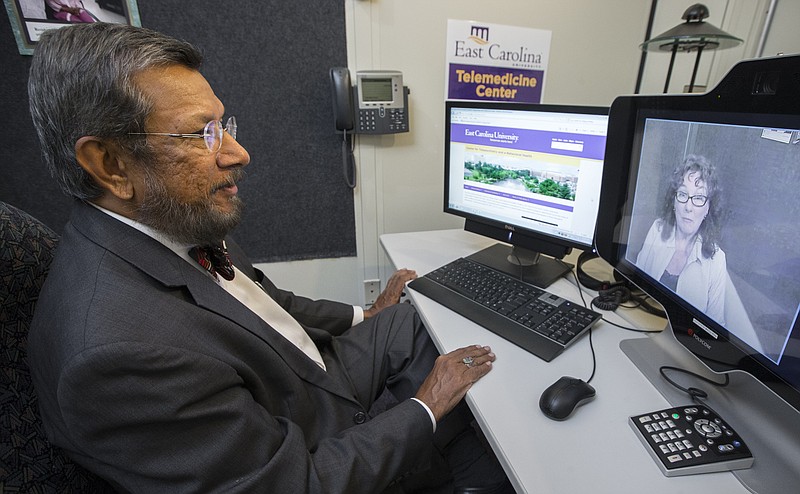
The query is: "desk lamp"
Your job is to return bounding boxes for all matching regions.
[640,3,743,93]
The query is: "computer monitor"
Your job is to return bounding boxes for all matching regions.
[444,100,609,287]
[595,54,800,413]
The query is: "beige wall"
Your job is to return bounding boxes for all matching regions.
[259,0,798,306]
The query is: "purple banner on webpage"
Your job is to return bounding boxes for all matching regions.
[464,184,574,212]
[451,123,605,160]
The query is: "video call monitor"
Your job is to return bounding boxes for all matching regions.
[444,100,609,287]
[595,54,800,413]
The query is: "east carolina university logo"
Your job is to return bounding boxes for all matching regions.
[455,25,543,66]
[469,25,490,45]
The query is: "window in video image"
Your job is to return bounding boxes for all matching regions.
[624,116,800,373]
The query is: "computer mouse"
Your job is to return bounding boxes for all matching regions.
[539,376,596,421]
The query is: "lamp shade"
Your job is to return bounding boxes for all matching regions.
[640,3,743,53]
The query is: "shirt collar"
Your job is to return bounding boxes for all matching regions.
[87,202,202,270]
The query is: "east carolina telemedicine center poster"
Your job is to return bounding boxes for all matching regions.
[446,20,551,103]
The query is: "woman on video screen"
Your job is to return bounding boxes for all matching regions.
[636,154,727,323]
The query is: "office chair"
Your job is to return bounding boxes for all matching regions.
[0,201,114,493]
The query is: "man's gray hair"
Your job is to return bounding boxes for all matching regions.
[28,23,202,199]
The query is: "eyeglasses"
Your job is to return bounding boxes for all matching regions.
[675,190,708,207]
[128,116,237,153]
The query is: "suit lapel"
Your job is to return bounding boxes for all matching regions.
[69,200,358,403]
[186,277,355,399]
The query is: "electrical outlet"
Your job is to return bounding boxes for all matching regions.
[364,279,380,306]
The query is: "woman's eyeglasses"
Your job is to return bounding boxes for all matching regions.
[675,190,708,207]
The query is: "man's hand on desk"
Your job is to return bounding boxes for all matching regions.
[415,345,495,422]
[364,268,417,318]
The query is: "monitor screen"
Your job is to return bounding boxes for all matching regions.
[444,100,608,286]
[595,55,800,412]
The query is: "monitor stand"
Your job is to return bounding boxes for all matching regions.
[466,243,572,288]
[620,329,800,492]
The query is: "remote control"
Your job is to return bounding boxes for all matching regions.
[629,405,753,477]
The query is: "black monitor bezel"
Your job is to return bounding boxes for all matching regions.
[595,54,800,412]
[444,100,609,260]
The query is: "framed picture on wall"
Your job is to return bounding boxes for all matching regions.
[3,0,141,55]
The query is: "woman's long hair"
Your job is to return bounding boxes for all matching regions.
[658,154,724,259]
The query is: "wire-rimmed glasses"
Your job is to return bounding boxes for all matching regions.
[128,116,237,153]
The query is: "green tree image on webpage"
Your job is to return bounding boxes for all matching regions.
[464,161,575,201]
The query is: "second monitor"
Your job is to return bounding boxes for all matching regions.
[444,100,609,287]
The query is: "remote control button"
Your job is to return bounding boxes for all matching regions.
[695,419,722,438]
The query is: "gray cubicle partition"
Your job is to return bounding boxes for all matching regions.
[0,1,355,263]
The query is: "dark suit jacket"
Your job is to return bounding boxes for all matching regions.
[29,200,433,493]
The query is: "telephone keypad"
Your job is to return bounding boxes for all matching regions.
[357,108,408,134]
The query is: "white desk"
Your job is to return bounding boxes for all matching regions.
[381,229,750,494]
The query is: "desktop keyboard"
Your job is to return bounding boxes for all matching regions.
[408,257,601,361]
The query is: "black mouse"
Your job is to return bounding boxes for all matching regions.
[539,376,596,421]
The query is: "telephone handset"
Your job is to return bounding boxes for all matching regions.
[329,67,356,188]
[330,67,354,131]
[329,67,409,135]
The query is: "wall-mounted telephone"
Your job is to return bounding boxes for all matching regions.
[329,67,409,135]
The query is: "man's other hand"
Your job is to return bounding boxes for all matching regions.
[364,268,417,318]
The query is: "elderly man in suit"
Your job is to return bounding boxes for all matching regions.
[27,23,512,494]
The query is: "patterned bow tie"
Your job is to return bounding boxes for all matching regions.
[188,242,235,281]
